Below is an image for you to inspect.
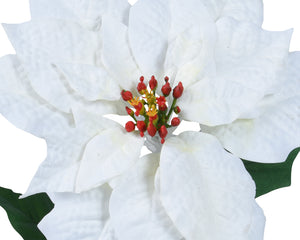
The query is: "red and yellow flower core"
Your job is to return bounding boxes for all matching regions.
[121,76,184,144]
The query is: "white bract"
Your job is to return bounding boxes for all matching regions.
[0,0,299,239]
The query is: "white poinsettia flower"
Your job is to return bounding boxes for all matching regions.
[0,0,299,239]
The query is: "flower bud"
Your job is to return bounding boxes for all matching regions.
[173,82,184,99]
[121,90,133,101]
[161,77,171,96]
[171,117,180,126]
[137,121,147,133]
[137,76,147,93]
[174,106,181,114]
[147,122,157,137]
[159,104,167,111]
[159,125,168,144]
[149,75,158,90]
[126,106,134,116]
[125,121,135,132]
[134,102,144,116]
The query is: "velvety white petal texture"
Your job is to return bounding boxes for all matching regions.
[164,0,216,87]
[39,185,111,240]
[101,15,141,90]
[202,52,300,163]
[110,154,183,240]
[24,111,117,196]
[98,220,118,240]
[76,128,144,192]
[180,18,292,126]
[160,132,265,240]
[3,20,101,112]
[128,0,170,77]
[30,0,130,29]
[0,55,69,138]
[201,0,263,25]
[247,203,266,240]
[58,62,120,101]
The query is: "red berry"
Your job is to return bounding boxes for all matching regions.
[125,121,135,132]
[156,96,166,106]
[159,125,168,139]
[147,122,157,137]
[173,82,184,99]
[174,106,181,114]
[149,75,158,90]
[161,80,171,96]
[137,76,147,93]
[126,106,134,116]
[159,104,167,111]
[121,90,133,101]
[137,121,146,133]
[171,117,180,126]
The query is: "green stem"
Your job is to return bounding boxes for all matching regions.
[131,115,137,123]
[166,98,177,122]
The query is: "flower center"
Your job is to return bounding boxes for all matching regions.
[121,76,184,144]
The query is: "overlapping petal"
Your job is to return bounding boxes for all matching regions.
[101,15,141,90]
[200,0,263,26]
[0,54,69,138]
[30,0,130,28]
[160,132,265,239]
[57,62,121,101]
[128,0,170,77]
[202,52,300,163]
[164,0,217,87]
[3,20,101,112]
[110,153,183,240]
[38,185,111,240]
[76,127,144,192]
[180,18,292,126]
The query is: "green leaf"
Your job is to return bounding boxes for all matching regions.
[242,147,300,198]
[0,187,54,240]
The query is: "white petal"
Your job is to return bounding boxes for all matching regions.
[202,51,300,163]
[30,0,130,29]
[164,0,217,87]
[201,0,263,25]
[128,0,170,77]
[30,0,107,28]
[202,97,300,163]
[3,20,101,112]
[39,185,111,240]
[110,154,183,240]
[215,18,291,94]
[24,127,87,196]
[24,113,118,196]
[0,55,70,137]
[180,19,292,126]
[3,20,100,64]
[101,15,141,90]
[98,220,118,240]
[247,203,266,240]
[160,132,265,240]
[107,0,131,26]
[58,62,120,101]
[76,127,144,192]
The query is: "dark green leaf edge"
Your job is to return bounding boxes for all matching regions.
[0,187,54,240]
[242,147,300,198]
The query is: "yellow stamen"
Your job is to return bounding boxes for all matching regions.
[147,106,158,117]
[129,97,140,107]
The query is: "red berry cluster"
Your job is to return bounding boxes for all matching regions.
[121,76,184,144]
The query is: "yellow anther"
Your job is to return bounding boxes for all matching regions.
[129,97,141,107]
[147,106,158,117]
[144,90,156,107]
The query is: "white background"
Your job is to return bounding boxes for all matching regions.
[0,0,299,239]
